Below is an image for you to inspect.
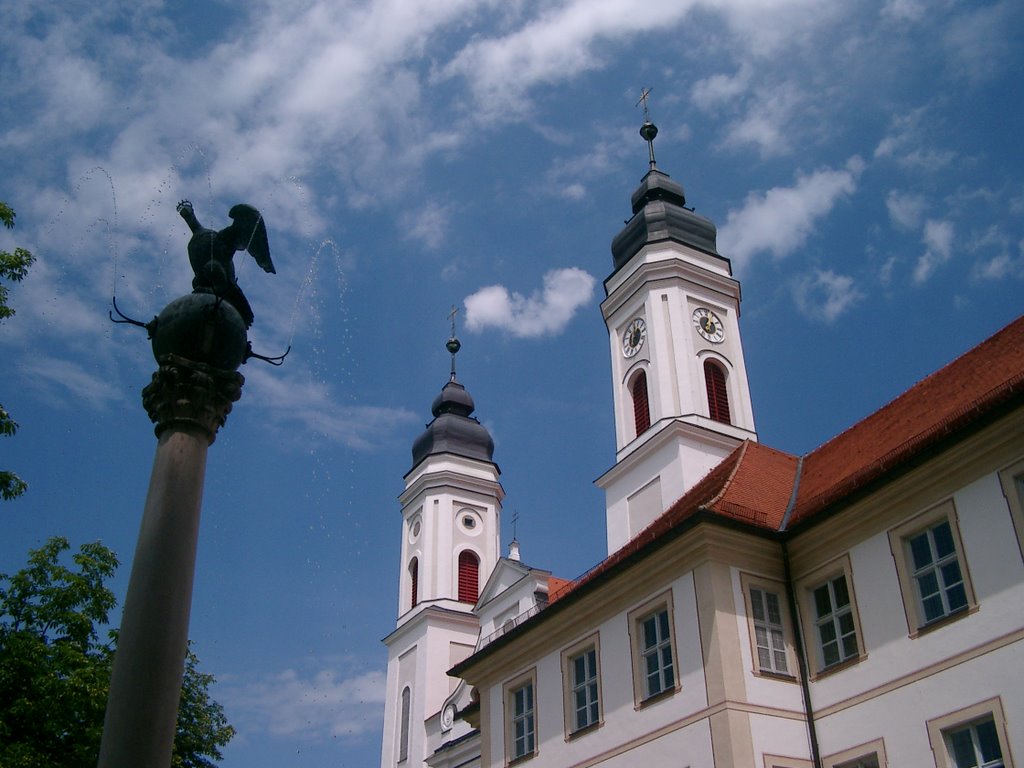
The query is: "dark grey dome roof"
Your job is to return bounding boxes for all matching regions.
[411,380,495,469]
[610,168,722,273]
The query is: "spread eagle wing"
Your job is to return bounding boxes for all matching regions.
[228,203,275,274]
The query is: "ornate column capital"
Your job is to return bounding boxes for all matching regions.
[142,354,244,444]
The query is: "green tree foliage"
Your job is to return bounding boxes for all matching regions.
[1,201,35,501]
[0,537,236,767]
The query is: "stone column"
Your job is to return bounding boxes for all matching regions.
[97,354,243,768]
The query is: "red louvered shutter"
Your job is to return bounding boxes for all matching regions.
[632,372,651,435]
[458,551,479,603]
[704,360,731,424]
[409,558,418,608]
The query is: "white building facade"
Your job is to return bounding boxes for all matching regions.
[381,121,1024,768]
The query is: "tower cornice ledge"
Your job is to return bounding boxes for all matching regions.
[142,354,244,445]
[399,469,506,508]
[602,255,740,318]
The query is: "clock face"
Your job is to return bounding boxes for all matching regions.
[622,317,647,358]
[693,308,725,343]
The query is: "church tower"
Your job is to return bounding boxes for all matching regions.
[596,117,756,554]
[380,332,503,768]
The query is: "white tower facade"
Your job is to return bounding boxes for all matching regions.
[380,369,503,768]
[597,132,756,553]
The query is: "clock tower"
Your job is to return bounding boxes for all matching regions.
[597,119,756,554]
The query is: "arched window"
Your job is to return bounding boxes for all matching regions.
[704,360,731,424]
[399,686,411,762]
[408,558,418,608]
[458,550,479,604]
[631,371,651,436]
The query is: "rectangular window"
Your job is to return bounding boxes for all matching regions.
[561,635,602,738]
[570,647,599,732]
[628,593,679,705]
[823,737,887,768]
[796,555,865,677]
[998,459,1024,563]
[927,698,1014,768]
[504,670,538,764]
[908,520,968,623]
[889,501,976,635]
[812,574,859,668]
[641,608,675,697]
[836,756,880,768]
[512,683,535,759]
[750,586,789,675]
[945,719,1004,768]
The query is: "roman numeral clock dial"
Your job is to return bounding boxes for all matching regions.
[622,317,647,358]
[692,308,725,343]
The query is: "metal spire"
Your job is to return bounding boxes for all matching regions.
[446,304,461,381]
[636,87,659,170]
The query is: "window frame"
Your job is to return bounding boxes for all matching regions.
[398,686,411,763]
[795,555,866,678]
[740,573,798,680]
[503,668,538,765]
[998,457,1024,563]
[823,738,887,768]
[927,697,1014,768]
[408,557,419,609]
[704,358,731,425]
[888,500,977,636]
[457,549,480,604]
[630,369,651,437]
[627,591,680,706]
[560,633,603,738]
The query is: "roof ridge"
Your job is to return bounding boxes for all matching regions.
[804,315,1023,460]
[704,439,750,510]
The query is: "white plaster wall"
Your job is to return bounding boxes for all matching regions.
[807,470,1024,709]
[748,713,813,765]
[815,641,1023,764]
[480,572,713,767]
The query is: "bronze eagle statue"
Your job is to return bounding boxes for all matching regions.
[177,199,275,328]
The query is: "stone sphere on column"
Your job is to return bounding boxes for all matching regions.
[150,294,248,371]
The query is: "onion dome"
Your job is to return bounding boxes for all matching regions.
[410,329,495,470]
[610,120,720,273]
[410,380,495,469]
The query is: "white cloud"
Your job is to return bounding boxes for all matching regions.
[718,157,864,271]
[881,0,926,22]
[874,109,957,171]
[220,661,386,742]
[720,82,805,158]
[243,367,418,450]
[691,67,750,111]
[401,202,452,251]
[944,2,1020,83]
[885,190,927,231]
[19,356,124,410]
[792,269,865,323]
[464,267,595,338]
[913,219,955,284]
[439,0,696,119]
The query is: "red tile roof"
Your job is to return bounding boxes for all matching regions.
[789,314,1024,526]
[551,314,1024,599]
[462,315,1024,665]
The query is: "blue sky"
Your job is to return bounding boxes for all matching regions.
[1,0,1022,765]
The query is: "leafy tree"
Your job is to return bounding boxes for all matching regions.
[0,537,236,767]
[1,201,35,500]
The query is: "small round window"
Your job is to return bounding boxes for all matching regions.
[408,518,421,543]
[459,509,482,535]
